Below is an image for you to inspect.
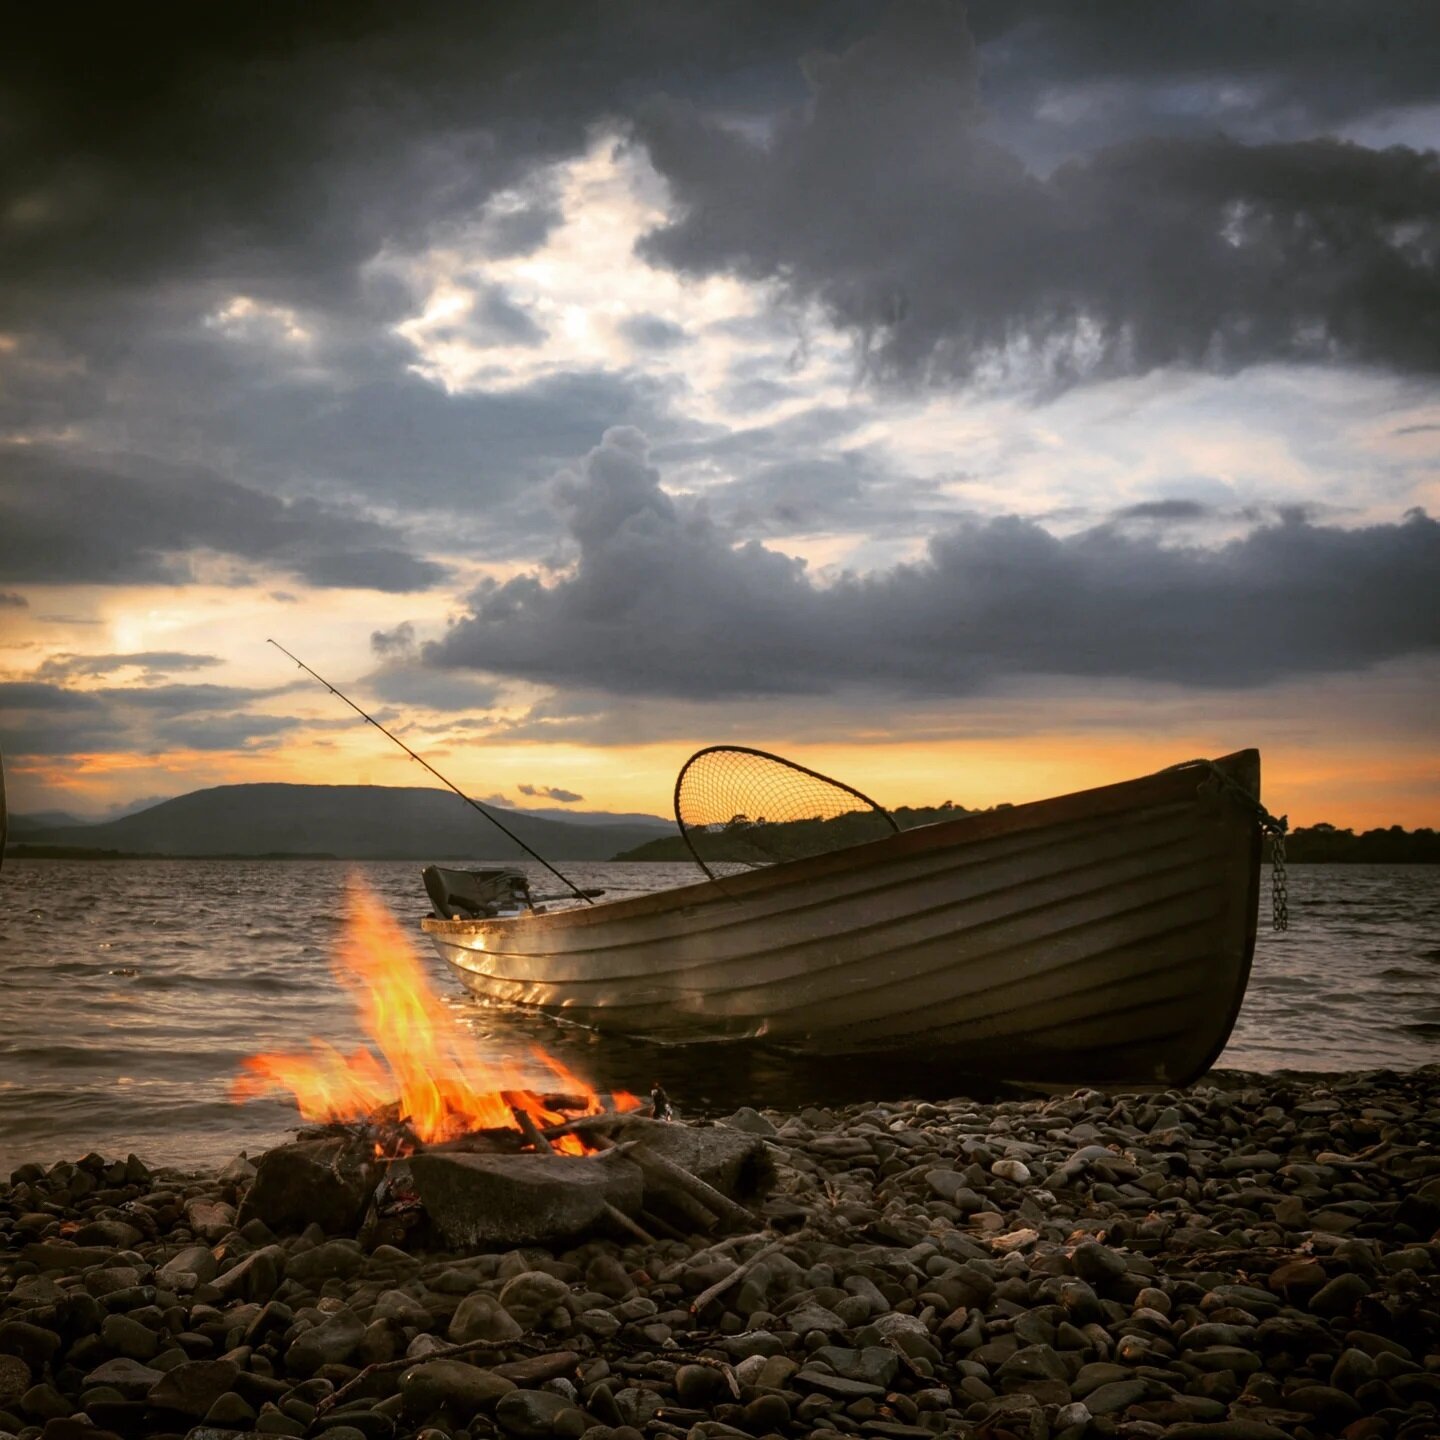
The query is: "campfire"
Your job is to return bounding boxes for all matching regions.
[232,879,641,1156]
[230,879,772,1247]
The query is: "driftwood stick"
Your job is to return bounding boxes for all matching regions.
[692,1230,770,1262]
[655,1186,720,1235]
[631,1146,758,1230]
[512,1107,555,1154]
[587,1129,713,1227]
[539,1111,629,1141]
[424,1131,524,1155]
[688,1356,742,1398]
[638,1207,689,1242]
[883,1335,932,1384]
[316,1336,541,1416]
[658,1230,769,1284]
[576,1133,645,1163]
[689,1234,796,1314]
[604,1202,656,1245]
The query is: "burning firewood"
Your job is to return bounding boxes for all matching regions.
[237,1104,776,1249]
[230,880,645,1158]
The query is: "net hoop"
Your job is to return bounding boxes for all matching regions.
[673,744,899,882]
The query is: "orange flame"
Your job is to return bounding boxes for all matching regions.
[232,877,639,1146]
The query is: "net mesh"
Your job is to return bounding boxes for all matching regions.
[674,745,899,879]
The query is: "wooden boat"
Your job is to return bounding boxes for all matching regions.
[421,751,1267,1088]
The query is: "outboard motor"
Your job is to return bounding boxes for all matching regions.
[423,866,533,919]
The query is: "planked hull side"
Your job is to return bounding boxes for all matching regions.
[422,752,1263,1086]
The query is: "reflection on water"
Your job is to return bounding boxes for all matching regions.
[0,858,1436,1171]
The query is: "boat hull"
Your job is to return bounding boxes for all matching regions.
[422,752,1263,1087]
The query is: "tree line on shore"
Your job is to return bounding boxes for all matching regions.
[1267,822,1439,863]
[623,808,1439,864]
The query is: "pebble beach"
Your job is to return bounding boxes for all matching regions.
[3,1064,1437,1440]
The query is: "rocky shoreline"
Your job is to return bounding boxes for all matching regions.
[2,1066,1436,1440]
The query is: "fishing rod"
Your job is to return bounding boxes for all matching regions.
[268,639,594,905]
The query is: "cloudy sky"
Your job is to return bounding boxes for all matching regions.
[2,1,1438,829]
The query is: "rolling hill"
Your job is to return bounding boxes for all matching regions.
[13,784,674,860]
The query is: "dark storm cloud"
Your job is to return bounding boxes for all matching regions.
[720,377,795,414]
[0,3,846,553]
[94,684,281,715]
[618,316,689,351]
[724,457,869,531]
[370,624,417,659]
[363,663,504,715]
[470,198,566,260]
[707,455,955,543]
[295,549,447,593]
[4,0,1429,580]
[226,369,684,513]
[0,676,305,756]
[518,784,584,804]
[0,13,572,330]
[14,0,1415,352]
[0,3,867,334]
[1113,500,1212,522]
[967,0,1440,148]
[636,0,1440,388]
[651,401,956,540]
[33,302,686,532]
[35,652,223,681]
[654,406,872,467]
[425,429,1440,698]
[442,287,548,349]
[0,449,447,592]
[152,714,303,752]
[4,0,1436,666]
[0,683,105,713]
[0,689,125,754]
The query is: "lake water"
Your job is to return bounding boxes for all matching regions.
[0,858,1435,1173]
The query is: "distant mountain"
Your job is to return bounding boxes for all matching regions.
[520,807,671,829]
[9,810,94,836]
[12,784,676,860]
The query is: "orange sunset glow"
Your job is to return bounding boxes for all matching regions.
[5,688,1435,832]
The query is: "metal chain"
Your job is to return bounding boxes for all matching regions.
[1162,759,1289,931]
[1268,826,1289,933]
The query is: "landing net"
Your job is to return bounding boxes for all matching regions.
[674,745,899,881]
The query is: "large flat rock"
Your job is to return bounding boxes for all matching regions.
[622,1116,775,1200]
[408,1148,643,1247]
[235,1137,379,1236]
